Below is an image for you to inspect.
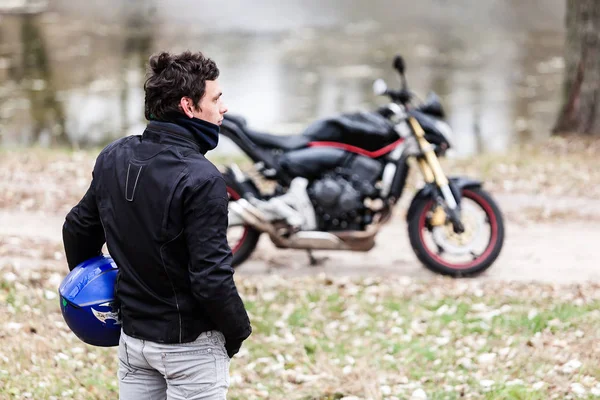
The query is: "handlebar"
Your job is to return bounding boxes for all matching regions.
[374,54,414,106]
[376,102,406,122]
[385,89,412,104]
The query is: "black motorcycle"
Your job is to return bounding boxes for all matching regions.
[220,55,504,276]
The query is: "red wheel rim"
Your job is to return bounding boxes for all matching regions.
[418,190,499,270]
[226,187,249,254]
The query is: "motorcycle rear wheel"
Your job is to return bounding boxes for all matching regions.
[226,186,261,267]
[407,187,504,277]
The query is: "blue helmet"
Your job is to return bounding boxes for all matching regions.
[58,254,121,347]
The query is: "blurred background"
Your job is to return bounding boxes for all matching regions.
[5,2,600,399]
[3,0,598,281]
[0,0,565,157]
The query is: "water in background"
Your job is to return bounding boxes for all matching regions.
[0,0,565,157]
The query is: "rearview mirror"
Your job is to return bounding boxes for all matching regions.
[373,79,387,96]
[393,55,406,75]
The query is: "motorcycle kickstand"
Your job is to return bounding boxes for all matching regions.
[307,250,328,266]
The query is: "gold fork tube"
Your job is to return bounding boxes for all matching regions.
[408,117,449,186]
[417,159,435,183]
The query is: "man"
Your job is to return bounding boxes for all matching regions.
[62,51,251,399]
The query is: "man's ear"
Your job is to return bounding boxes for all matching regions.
[179,97,195,118]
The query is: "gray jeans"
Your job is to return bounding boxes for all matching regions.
[118,330,230,400]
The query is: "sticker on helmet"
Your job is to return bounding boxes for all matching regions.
[91,302,121,325]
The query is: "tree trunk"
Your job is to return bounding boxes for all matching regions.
[20,14,69,146]
[553,0,600,135]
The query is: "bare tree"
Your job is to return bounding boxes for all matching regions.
[20,13,69,145]
[554,0,600,135]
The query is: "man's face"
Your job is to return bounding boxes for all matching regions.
[193,79,227,126]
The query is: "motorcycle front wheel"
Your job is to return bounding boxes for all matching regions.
[407,187,505,277]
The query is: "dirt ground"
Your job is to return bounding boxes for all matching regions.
[2,191,598,284]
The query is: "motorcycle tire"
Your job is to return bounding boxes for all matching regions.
[226,186,261,268]
[407,187,505,277]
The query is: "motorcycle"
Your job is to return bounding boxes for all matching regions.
[220,55,504,276]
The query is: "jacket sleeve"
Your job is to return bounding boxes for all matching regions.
[183,175,251,357]
[62,173,106,271]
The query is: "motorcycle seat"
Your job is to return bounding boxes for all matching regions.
[225,114,248,127]
[245,129,310,151]
[223,114,310,151]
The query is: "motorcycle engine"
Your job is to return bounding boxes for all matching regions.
[308,155,382,231]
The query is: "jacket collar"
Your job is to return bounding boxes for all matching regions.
[142,121,207,153]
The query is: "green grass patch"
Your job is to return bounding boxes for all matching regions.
[2,273,600,399]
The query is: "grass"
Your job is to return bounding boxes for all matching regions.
[2,270,600,399]
[0,144,251,168]
[440,135,600,199]
[1,135,600,216]
[2,136,600,399]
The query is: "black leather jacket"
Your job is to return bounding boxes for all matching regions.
[62,121,251,357]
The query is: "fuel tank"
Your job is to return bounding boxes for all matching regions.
[279,146,383,182]
[302,111,398,152]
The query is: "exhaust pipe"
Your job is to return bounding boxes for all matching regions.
[229,199,348,250]
[228,199,274,234]
[229,197,391,252]
[287,231,348,250]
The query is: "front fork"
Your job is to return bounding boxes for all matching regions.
[408,117,465,233]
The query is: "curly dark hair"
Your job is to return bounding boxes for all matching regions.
[144,51,220,120]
